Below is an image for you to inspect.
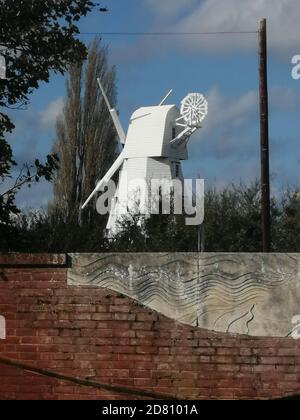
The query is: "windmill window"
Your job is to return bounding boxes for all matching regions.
[174,163,180,178]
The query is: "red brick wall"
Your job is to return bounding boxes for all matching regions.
[0,253,300,400]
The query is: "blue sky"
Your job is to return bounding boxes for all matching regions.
[5,0,300,208]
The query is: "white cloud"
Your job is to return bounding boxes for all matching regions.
[6,97,63,167]
[145,0,198,19]
[201,88,258,135]
[185,84,300,187]
[145,0,300,53]
[186,87,259,180]
[4,97,64,207]
[39,97,64,128]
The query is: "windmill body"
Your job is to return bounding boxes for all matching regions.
[82,81,208,235]
[123,105,186,160]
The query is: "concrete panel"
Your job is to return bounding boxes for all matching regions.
[67,253,300,338]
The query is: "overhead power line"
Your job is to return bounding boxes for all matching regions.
[79,31,258,36]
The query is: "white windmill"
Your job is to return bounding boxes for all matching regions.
[82,79,208,234]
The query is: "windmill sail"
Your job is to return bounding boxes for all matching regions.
[81,80,127,209]
[159,89,173,106]
[97,78,126,144]
[81,153,124,209]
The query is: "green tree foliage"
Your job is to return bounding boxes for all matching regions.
[2,38,118,253]
[110,182,297,253]
[0,0,99,112]
[9,181,300,253]
[50,38,118,225]
[276,190,300,252]
[0,0,105,249]
[203,182,281,252]
[12,210,109,253]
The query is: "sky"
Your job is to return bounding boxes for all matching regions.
[4,0,300,209]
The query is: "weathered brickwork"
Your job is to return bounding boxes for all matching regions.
[0,253,300,400]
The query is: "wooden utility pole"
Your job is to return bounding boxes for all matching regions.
[259,18,271,252]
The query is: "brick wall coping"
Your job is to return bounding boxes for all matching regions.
[0,253,66,266]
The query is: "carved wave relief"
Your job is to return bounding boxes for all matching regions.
[67,253,300,337]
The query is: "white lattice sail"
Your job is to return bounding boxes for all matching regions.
[180,93,208,126]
